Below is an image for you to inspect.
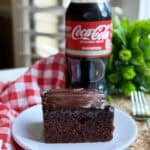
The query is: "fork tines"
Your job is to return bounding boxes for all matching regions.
[131,91,150,120]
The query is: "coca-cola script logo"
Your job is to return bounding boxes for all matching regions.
[72,24,112,41]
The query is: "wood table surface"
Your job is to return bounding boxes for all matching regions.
[111,95,150,150]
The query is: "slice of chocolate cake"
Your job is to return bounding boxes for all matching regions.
[42,89,114,143]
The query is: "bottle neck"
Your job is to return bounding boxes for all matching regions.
[71,0,107,3]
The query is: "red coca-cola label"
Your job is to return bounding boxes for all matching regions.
[66,20,112,58]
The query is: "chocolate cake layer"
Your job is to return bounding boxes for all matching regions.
[42,88,109,109]
[42,89,114,143]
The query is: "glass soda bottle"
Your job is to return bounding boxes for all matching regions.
[66,0,112,93]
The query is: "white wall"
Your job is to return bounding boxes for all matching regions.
[110,0,140,20]
[111,0,150,20]
[139,0,150,19]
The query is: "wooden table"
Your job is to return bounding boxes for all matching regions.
[0,68,149,149]
[111,95,150,150]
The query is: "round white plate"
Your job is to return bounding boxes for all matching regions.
[12,105,137,150]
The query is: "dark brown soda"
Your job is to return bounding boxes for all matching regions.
[66,2,111,92]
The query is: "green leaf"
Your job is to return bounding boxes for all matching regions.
[107,95,113,102]
[122,67,136,80]
[107,18,150,96]
[136,66,145,74]
[140,37,150,50]
[143,49,150,61]
[119,49,132,62]
[113,16,126,46]
[113,16,121,28]
[146,62,150,68]
[134,19,150,37]
[135,65,150,77]
[108,73,120,84]
[107,55,114,71]
[121,18,130,33]
[139,37,150,61]
[129,35,140,49]
[142,76,150,91]
[113,28,126,46]
[131,56,145,66]
[134,75,145,87]
[143,66,150,77]
[121,81,136,96]
[132,48,143,57]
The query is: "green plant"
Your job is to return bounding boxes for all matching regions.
[106,16,150,96]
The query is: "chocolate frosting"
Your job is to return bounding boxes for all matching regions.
[42,89,110,109]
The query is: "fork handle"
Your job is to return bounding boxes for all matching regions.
[146,119,150,131]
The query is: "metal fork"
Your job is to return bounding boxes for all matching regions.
[131,91,150,129]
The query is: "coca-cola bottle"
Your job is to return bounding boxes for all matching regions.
[66,0,112,93]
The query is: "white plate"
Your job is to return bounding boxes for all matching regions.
[12,105,137,150]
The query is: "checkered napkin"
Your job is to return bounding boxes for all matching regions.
[0,52,66,150]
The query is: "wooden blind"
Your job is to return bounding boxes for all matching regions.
[12,0,68,67]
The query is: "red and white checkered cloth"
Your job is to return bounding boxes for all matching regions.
[0,52,66,150]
